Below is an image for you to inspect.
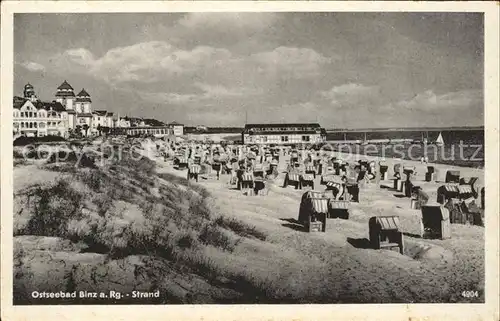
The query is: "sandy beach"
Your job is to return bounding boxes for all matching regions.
[144,141,486,303]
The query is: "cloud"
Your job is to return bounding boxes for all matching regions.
[194,82,263,98]
[53,42,232,85]
[19,61,46,72]
[253,102,323,124]
[50,42,333,111]
[178,13,278,32]
[56,42,332,86]
[320,83,379,104]
[137,92,199,104]
[138,83,262,105]
[250,47,334,78]
[386,89,483,111]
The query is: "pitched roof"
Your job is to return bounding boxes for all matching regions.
[245,123,321,129]
[55,91,76,97]
[34,101,67,112]
[93,110,107,116]
[13,96,27,109]
[76,88,92,102]
[78,113,93,117]
[169,121,184,126]
[57,80,74,90]
[77,88,90,97]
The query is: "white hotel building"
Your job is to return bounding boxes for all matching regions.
[242,123,327,145]
[13,81,115,138]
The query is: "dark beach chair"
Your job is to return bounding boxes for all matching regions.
[300,174,315,190]
[328,199,350,219]
[445,170,460,184]
[459,177,479,199]
[187,164,201,182]
[410,186,429,210]
[437,184,459,204]
[369,216,404,254]
[420,205,451,239]
[379,161,389,180]
[425,166,439,182]
[298,191,329,232]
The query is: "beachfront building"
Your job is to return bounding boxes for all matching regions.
[57,82,94,136]
[92,110,115,135]
[13,84,69,138]
[169,121,184,136]
[242,123,326,145]
[110,126,172,138]
[114,116,131,128]
[13,81,116,138]
[55,81,116,136]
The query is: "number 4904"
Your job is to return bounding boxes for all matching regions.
[462,290,479,298]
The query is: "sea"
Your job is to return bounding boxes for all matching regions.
[325,129,485,168]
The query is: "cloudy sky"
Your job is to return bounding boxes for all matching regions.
[14,13,483,128]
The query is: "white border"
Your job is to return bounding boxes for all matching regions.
[1,2,499,321]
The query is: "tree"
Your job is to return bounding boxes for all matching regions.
[101,126,110,136]
[82,124,89,137]
[75,125,82,137]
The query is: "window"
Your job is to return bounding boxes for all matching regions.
[20,112,25,117]
[262,136,268,142]
[281,136,289,142]
[302,135,310,142]
[34,122,38,128]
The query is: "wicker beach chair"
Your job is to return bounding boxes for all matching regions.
[420,205,451,239]
[328,199,350,219]
[298,191,329,232]
[300,173,315,190]
[325,181,345,200]
[239,171,254,192]
[187,164,201,182]
[284,172,301,189]
[445,170,460,183]
[425,166,439,182]
[437,184,459,204]
[369,216,404,254]
[304,164,317,178]
[410,186,429,209]
[459,177,479,199]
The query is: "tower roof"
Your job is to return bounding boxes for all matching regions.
[77,88,90,97]
[55,91,75,97]
[24,83,34,89]
[57,80,74,90]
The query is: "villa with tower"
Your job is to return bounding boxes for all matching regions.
[13,80,115,138]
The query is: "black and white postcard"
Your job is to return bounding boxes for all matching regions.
[1,1,499,321]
